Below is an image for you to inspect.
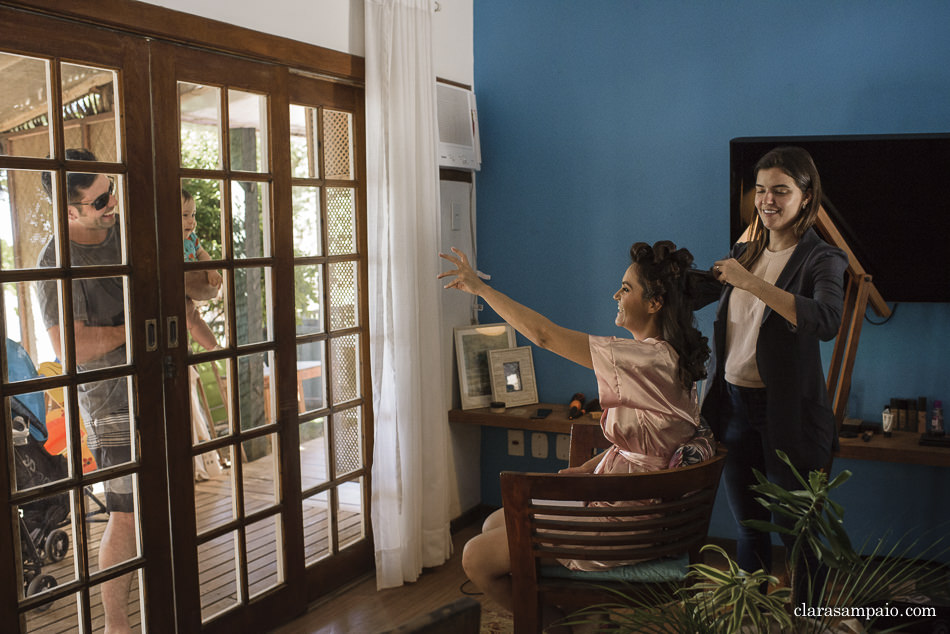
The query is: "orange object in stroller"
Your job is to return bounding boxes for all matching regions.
[38,361,97,473]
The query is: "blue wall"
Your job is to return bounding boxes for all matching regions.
[472,0,950,549]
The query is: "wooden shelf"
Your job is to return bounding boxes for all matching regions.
[450,406,950,468]
[448,403,599,435]
[835,430,950,468]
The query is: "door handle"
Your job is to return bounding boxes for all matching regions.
[167,316,179,348]
[145,319,158,352]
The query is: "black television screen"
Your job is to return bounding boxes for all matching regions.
[730,134,950,303]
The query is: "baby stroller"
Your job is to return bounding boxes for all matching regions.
[8,339,70,603]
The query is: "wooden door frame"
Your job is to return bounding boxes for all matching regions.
[0,7,173,632]
[1,3,375,630]
[0,0,364,83]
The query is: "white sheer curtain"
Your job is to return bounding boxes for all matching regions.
[365,0,452,589]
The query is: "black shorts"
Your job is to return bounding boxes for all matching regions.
[90,445,135,513]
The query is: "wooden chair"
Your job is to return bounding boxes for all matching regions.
[500,424,727,633]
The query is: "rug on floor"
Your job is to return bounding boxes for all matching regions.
[479,603,513,634]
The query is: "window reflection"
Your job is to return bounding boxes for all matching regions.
[60,63,120,163]
[0,52,52,158]
[179,82,222,170]
[228,89,267,173]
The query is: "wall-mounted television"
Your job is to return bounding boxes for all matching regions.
[730,134,950,303]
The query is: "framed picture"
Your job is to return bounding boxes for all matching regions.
[488,346,538,408]
[454,323,516,409]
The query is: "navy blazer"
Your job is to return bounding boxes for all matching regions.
[696,228,848,471]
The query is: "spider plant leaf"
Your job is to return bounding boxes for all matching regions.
[690,564,734,585]
[826,470,852,488]
[775,450,811,488]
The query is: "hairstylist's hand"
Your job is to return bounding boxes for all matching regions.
[712,257,756,291]
[438,247,486,295]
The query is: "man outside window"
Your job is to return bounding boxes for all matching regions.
[37,148,135,634]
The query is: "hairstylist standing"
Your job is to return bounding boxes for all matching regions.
[695,146,847,600]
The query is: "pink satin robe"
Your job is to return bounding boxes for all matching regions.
[589,335,700,475]
[558,335,700,571]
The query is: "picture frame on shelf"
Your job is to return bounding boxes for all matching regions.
[454,323,516,410]
[488,346,538,408]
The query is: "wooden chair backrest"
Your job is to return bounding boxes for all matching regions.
[500,424,726,633]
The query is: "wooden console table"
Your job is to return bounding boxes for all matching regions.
[449,404,950,468]
[836,430,950,468]
[448,402,597,435]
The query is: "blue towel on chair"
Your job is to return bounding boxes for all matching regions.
[540,554,689,583]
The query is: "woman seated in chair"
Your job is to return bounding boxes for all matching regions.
[439,241,711,613]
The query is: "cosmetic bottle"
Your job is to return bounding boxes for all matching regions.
[931,400,944,436]
[882,405,894,438]
[917,396,928,433]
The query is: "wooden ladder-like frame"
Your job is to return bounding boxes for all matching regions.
[815,206,891,427]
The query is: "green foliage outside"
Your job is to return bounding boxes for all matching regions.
[180,124,324,338]
[180,125,326,439]
[180,126,223,260]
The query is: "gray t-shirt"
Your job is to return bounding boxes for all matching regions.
[36,227,129,423]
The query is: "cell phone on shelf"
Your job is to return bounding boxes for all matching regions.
[530,408,552,419]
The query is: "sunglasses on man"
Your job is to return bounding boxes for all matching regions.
[71,179,115,211]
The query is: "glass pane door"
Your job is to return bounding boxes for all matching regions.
[152,42,372,631]
[1,8,370,633]
[289,75,373,604]
[0,9,172,634]
[151,42,303,633]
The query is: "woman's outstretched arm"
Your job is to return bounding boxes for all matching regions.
[439,248,593,369]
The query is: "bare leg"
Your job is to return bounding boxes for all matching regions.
[481,507,506,532]
[185,297,218,351]
[462,523,513,611]
[467,508,570,632]
[99,510,136,634]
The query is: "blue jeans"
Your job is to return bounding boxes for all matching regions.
[722,382,823,601]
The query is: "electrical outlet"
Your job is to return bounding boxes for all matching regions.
[507,429,524,456]
[531,432,548,459]
[555,434,571,461]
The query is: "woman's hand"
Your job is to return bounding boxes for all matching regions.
[438,247,486,295]
[713,257,756,291]
[558,452,602,474]
[558,464,595,474]
[439,247,594,368]
[715,256,799,326]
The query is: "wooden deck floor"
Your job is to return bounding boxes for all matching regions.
[21,436,363,633]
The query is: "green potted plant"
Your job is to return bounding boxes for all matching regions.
[560,451,949,633]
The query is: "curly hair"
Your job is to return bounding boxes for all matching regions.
[629,240,710,390]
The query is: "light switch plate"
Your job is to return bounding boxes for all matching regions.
[531,432,548,459]
[507,429,524,456]
[555,434,571,461]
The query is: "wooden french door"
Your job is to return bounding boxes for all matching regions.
[2,7,372,633]
[149,37,373,634]
[0,8,174,632]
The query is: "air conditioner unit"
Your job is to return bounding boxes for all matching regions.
[437,83,481,171]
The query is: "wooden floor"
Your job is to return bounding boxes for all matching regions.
[269,522,508,634]
[21,436,362,633]
[267,531,787,634]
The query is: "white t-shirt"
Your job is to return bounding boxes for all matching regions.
[724,245,795,388]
